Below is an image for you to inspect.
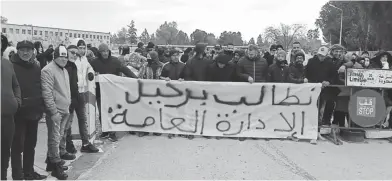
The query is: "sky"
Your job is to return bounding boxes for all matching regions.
[1,0,329,41]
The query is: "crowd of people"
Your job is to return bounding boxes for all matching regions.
[2,33,392,180]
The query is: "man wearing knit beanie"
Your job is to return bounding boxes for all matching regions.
[90,43,137,142]
[41,45,71,180]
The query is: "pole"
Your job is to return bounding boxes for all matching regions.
[339,11,343,45]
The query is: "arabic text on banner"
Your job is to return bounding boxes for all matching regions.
[346,68,392,88]
[98,74,322,140]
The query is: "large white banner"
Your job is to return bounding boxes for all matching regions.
[346,68,392,88]
[98,75,322,139]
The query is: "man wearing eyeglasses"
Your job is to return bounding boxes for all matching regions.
[64,38,99,152]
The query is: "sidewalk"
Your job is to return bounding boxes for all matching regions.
[6,121,87,180]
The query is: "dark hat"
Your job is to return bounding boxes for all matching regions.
[361,51,369,55]
[148,51,159,61]
[16,40,34,50]
[54,45,68,59]
[67,45,78,50]
[270,44,277,51]
[215,54,232,64]
[195,43,207,54]
[184,47,192,54]
[146,42,155,49]
[137,42,144,48]
[214,44,222,50]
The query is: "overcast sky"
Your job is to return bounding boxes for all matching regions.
[1,0,329,41]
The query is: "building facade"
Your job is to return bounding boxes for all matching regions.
[1,23,111,49]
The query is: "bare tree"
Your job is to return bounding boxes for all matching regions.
[263,23,306,50]
[1,16,8,23]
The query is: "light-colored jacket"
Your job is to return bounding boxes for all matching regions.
[71,38,95,93]
[41,61,71,116]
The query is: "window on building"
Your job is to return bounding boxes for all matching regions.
[9,28,13,34]
[78,34,80,38]
[69,33,72,37]
[28,30,31,34]
[50,31,53,36]
[2,28,6,33]
[60,32,63,36]
[93,35,96,39]
[100,35,103,39]
[22,29,26,34]
[34,30,37,35]
[40,31,43,35]
[65,33,68,37]
[90,35,92,39]
[82,34,84,38]
[55,32,58,36]
[16,29,20,34]
[45,31,48,36]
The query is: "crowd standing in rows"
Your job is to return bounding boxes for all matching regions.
[2,34,392,180]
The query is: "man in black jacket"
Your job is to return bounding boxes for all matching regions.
[206,54,238,82]
[90,43,137,142]
[64,45,99,153]
[1,35,22,181]
[10,40,47,180]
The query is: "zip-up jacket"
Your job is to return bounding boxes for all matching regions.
[237,55,269,82]
[41,61,71,116]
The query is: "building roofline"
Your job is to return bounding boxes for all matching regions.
[1,23,110,35]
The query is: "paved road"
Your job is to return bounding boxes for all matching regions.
[74,134,392,180]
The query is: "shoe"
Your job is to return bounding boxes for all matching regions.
[203,136,211,139]
[45,158,66,171]
[187,135,194,140]
[239,137,246,141]
[215,137,221,140]
[168,134,175,139]
[108,133,118,142]
[100,132,109,139]
[66,141,77,154]
[24,172,47,180]
[51,162,68,180]
[60,152,76,160]
[137,132,149,137]
[81,143,99,153]
[129,131,136,135]
[153,133,162,136]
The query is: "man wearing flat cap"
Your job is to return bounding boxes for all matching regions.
[10,40,47,180]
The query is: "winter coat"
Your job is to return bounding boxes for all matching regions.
[263,52,274,66]
[138,61,164,80]
[183,56,213,81]
[161,62,185,80]
[1,58,22,116]
[237,55,269,82]
[90,51,137,78]
[267,63,289,83]
[41,61,71,116]
[205,62,238,82]
[288,63,305,83]
[11,54,44,120]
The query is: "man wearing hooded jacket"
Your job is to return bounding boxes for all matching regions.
[90,43,137,142]
[64,39,99,153]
